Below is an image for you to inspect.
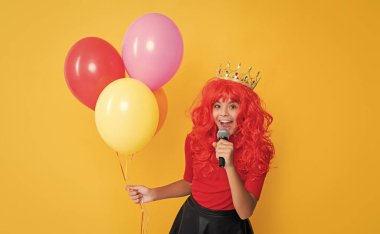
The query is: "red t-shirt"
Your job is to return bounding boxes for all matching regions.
[183,136,266,210]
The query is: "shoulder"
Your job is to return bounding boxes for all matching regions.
[185,133,191,146]
[185,134,193,154]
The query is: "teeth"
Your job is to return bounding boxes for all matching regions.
[220,120,232,123]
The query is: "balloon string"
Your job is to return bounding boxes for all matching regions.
[116,152,127,182]
[140,203,144,233]
[140,201,150,234]
[116,152,148,234]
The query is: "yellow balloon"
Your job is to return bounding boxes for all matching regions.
[95,78,159,155]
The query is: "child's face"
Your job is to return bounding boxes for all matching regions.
[212,98,240,136]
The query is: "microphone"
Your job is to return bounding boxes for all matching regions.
[216,129,230,168]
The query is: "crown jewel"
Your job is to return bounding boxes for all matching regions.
[216,63,261,89]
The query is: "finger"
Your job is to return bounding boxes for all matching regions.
[216,147,231,153]
[217,139,230,144]
[127,185,138,191]
[129,185,145,193]
[216,151,231,158]
[216,153,227,158]
[216,145,233,152]
[128,191,139,196]
[215,146,231,152]
[218,141,233,147]
[131,194,142,200]
[215,150,227,157]
[217,148,232,153]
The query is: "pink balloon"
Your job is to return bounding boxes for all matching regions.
[122,13,183,91]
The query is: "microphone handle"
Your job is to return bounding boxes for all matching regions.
[219,157,225,168]
[217,136,228,168]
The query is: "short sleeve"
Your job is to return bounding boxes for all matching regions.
[183,135,193,183]
[244,173,267,200]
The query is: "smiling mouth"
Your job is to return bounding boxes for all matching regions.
[219,120,233,128]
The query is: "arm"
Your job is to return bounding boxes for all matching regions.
[214,140,257,219]
[129,136,193,204]
[127,179,191,204]
[152,179,191,201]
[225,165,257,220]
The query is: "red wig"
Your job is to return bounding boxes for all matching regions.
[188,78,274,180]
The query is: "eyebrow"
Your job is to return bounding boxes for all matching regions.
[214,100,239,104]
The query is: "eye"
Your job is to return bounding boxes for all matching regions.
[213,104,221,109]
[229,104,239,110]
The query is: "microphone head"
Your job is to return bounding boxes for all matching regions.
[217,129,230,140]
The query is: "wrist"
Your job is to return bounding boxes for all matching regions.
[224,163,236,172]
[151,188,158,201]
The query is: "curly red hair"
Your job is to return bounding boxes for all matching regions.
[188,78,274,180]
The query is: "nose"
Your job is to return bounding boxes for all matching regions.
[220,106,229,116]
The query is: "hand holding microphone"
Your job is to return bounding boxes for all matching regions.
[215,129,232,168]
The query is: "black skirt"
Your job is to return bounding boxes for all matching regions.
[169,195,254,234]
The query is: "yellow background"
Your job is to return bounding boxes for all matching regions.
[1,0,379,233]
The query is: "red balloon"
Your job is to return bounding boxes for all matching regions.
[64,37,125,110]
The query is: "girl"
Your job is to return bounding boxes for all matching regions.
[127,72,274,234]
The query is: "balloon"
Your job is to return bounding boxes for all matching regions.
[153,88,168,134]
[122,13,183,91]
[95,78,159,155]
[64,37,125,110]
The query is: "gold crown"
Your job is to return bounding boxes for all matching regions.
[216,63,261,90]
